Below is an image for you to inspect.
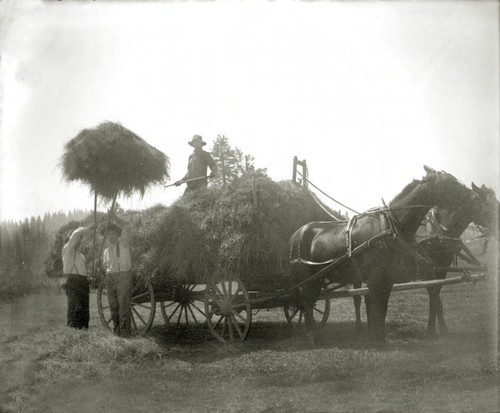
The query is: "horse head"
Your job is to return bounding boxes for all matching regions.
[471,182,500,239]
[389,166,479,236]
[422,165,479,210]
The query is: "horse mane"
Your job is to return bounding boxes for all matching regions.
[389,179,421,206]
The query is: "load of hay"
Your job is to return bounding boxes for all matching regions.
[60,121,170,201]
[142,173,341,283]
[46,174,342,285]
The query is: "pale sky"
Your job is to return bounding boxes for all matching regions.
[1,0,498,222]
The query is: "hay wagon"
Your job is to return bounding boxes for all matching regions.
[95,246,486,343]
[95,268,334,342]
[95,159,488,342]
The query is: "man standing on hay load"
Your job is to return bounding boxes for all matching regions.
[175,134,217,193]
[101,211,133,338]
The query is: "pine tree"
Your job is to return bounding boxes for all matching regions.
[211,135,267,186]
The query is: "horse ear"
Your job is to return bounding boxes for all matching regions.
[423,165,435,175]
[471,182,481,192]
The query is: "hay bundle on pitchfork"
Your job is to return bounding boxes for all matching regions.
[59,121,170,276]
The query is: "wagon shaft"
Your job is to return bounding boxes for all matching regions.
[322,273,486,299]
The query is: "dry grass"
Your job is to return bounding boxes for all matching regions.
[1,245,498,412]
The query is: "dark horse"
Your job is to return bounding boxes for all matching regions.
[418,182,499,336]
[288,166,483,343]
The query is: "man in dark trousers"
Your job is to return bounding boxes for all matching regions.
[175,135,217,193]
[102,211,132,337]
[62,223,96,329]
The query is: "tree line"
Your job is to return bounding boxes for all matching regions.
[0,210,90,295]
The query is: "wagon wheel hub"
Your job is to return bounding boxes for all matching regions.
[217,299,233,315]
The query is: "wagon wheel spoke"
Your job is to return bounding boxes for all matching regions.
[187,304,200,326]
[221,281,228,297]
[214,284,224,297]
[289,307,299,319]
[168,303,182,321]
[229,286,242,304]
[132,306,147,326]
[221,318,227,338]
[131,291,150,301]
[313,307,326,316]
[229,314,245,340]
[105,316,113,326]
[131,313,138,331]
[163,302,177,309]
[176,305,183,327]
[214,315,224,330]
[227,316,234,342]
[231,309,247,323]
[191,302,206,317]
[134,303,152,311]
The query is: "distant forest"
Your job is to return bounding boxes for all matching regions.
[0,210,90,295]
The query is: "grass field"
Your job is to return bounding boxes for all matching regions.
[1,271,498,413]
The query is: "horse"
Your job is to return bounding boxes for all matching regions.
[288,166,483,343]
[418,183,499,336]
[350,181,499,337]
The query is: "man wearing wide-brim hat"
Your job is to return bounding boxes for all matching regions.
[174,135,217,194]
[101,211,133,337]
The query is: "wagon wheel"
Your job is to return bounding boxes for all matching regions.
[97,275,156,336]
[283,298,331,329]
[159,284,206,327]
[204,274,252,343]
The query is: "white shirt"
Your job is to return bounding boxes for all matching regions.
[102,229,131,274]
[62,227,87,276]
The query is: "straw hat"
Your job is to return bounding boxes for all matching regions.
[188,135,207,147]
[100,222,122,237]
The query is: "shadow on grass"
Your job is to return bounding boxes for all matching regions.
[145,318,492,364]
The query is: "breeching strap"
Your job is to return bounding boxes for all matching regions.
[261,230,394,305]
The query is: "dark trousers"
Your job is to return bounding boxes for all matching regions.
[105,272,132,337]
[184,179,207,195]
[65,274,90,329]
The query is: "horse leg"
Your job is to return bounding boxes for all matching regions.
[426,286,438,337]
[367,278,392,343]
[354,295,362,335]
[364,294,371,330]
[427,270,448,337]
[301,280,323,345]
[434,285,448,335]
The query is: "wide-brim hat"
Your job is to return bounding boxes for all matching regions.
[188,134,206,147]
[100,222,122,237]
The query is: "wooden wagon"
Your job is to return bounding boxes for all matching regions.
[95,159,488,342]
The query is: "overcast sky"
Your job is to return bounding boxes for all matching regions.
[0,0,498,222]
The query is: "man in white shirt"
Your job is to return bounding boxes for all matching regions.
[102,212,132,337]
[62,223,95,329]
